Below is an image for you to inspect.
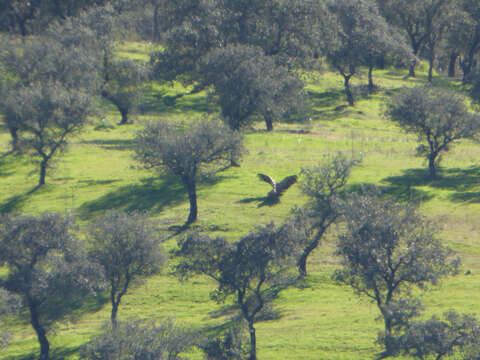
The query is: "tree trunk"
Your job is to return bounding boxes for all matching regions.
[378,55,385,70]
[368,65,375,93]
[248,320,257,360]
[28,299,50,360]
[111,289,119,327]
[153,4,160,42]
[19,19,27,42]
[381,311,394,358]
[185,178,198,224]
[264,113,273,132]
[428,48,435,83]
[428,60,433,83]
[119,108,129,125]
[297,227,326,277]
[9,126,19,152]
[448,53,457,78]
[428,154,437,180]
[461,33,480,83]
[39,159,47,186]
[344,75,354,106]
[408,62,416,78]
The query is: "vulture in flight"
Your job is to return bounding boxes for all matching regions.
[257,173,297,200]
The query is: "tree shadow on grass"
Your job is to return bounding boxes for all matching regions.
[347,177,433,205]
[379,166,480,203]
[4,292,108,360]
[5,344,83,360]
[80,139,135,151]
[0,185,44,214]
[384,167,480,190]
[50,345,83,360]
[138,88,181,114]
[308,88,373,121]
[237,196,281,207]
[309,90,349,120]
[77,174,230,221]
[139,89,217,116]
[0,155,21,177]
[77,176,187,220]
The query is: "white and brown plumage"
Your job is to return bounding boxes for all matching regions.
[257,173,297,200]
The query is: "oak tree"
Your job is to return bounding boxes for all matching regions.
[386,86,480,180]
[87,210,165,326]
[0,213,101,360]
[295,153,358,277]
[81,319,194,360]
[173,222,303,360]
[334,191,459,357]
[135,117,243,225]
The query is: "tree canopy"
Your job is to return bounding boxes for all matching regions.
[386,86,480,179]
[88,210,166,326]
[334,190,459,357]
[135,117,243,224]
[0,213,101,360]
[173,222,304,360]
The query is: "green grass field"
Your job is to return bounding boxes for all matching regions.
[1,43,480,360]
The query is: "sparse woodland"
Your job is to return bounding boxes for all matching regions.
[1,1,480,359]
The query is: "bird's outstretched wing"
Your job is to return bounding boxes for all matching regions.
[276,175,297,195]
[258,173,276,189]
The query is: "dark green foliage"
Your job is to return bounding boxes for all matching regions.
[0,213,102,360]
[379,0,453,79]
[442,0,480,82]
[398,311,480,359]
[334,190,459,357]
[150,0,330,129]
[470,69,480,105]
[200,323,249,360]
[295,153,358,277]
[326,0,407,105]
[199,45,306,131]
[173,222,303,360]
[88,210,166,326]
[101,57,150,125]
[0,0,110,37]
[386,86,480,180]
[81,319,194,360]
[50,4,151,126]
[0,32,99,185]
[4,80,95,186]
[0,289,21,350]
[135,117,243,225]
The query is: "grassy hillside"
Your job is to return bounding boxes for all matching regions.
[1,43,480,360]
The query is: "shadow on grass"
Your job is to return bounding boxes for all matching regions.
[385,167,480,190]
[348,182,433,205]
[237,196,280,207]
[78,174,229,221]
[77,176,187,220]
[139,88,182,114]
[200,305,283,340]
[0,185,44,214]
[0,155,19,177]
[4,293,108,360]
[378,166,480,203]
[309,90,347,120]
[80,139,135,151]
[77,179,120,187]
[50,345,83,360]
[308,88,374,121]
[139,89,217,116]
[4,344,83,360]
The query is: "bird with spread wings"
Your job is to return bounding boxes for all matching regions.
[257,173,297,201]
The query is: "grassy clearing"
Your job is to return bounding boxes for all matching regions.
[1,44,480,359]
